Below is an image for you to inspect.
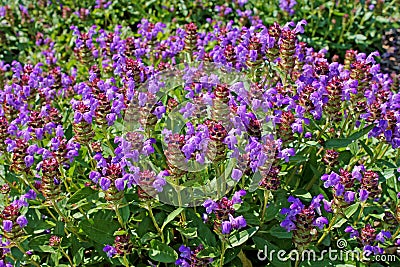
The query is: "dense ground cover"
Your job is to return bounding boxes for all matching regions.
[0,1,399,266]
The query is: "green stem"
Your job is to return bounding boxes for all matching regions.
[260,190,270,225]
[51,199,70,223]
[115,203,125,229]
[219,240,227,267]
[102,125,115,156]
[317,214,339,246]
[59,246,75,267]
[392,227,400,241]
[353,203,365,227]
[122,254,130,267]
[147,203,165,243]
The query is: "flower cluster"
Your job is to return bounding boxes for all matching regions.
[345,224,392,256]
[321,166,381,212]
[175,244,213,267]
[203,190,247,235]
[103,231,133,258]
[280,195,329,251]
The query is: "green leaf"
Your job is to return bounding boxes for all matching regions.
[228,227,259,248]
[359,140,374,157]
[347,124,374,140]
[67,187,97,205]
[324,139,353,148]
[332,218,347,229]
[268,225,292,239]
[29,234,50,251]
[73,247,84,266]
[161,207,183,231]
[119,205,130,224]
[344,203,360,219]
[197,247,220,258]
[176,227,197,238]
[354,34,367,42]
[54,221,65,236]
[186,209,217,246]
[292,189,312,202]
[149,240,178,263]
[224,247,242,265]
[79,218,119,244]
[138,216,154,237]
[338,150,352,165]
[141,232,159,243]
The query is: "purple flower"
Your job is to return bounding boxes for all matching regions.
[313,216,328,229]
[153,105,166,119]
[345,226,359,238]
[230,215,247,229]
[231,169,243,182]
[153,178,166,192]
[287,196,304,217]
[344,191,355,203]
[106,113,116,125]
[279,0,297,16]
[115,178,125,191]
[153,170,168,192]
[232,189,246,204]
[221,221,232,234]
[89,171,101,183]
[3,220,12,232]
[103,245,117,258]
[176,258,190,267]
[278,148,295,162]
[375,231,391,243]
[352,165,364,181]
[24,155,34,167]
[24,189,37,200]
[359,189,369,202]
[321,172,340,188]
[99,177,111,191]
[310,194,324,210]
[203,199,218,214]
[280,219,296,232]
[16,215,28,228]
[178,245,191,260]
[323,199,332,213]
